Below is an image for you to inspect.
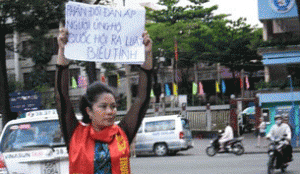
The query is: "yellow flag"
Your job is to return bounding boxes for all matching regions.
[173,83,178,96]
[117,73,120,86]
[216,81,220,93]
[150,89,154,98]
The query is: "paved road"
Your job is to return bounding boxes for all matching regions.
[131,150,300,174]
[130,135,300,174]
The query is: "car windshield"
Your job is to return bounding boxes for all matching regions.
[0,120,65,152]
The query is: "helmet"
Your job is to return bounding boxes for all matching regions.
[274,114,283,120]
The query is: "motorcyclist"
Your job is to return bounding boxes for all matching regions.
[219,122,234,151]
[266,114,293,164]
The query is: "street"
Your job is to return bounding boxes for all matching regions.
[130,139,300,174]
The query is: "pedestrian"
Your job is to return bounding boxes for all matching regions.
[55,27,153,174]
[130,136,137,157]
[256,117,266,147]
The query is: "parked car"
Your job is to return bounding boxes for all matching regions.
[134,115,193,156]
[0,109,69,174]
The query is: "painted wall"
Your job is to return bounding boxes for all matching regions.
[258,0,298,20]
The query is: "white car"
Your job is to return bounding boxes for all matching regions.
[135,115,193,156]
[0,109,69,174]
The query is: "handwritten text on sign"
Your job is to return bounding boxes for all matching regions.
[65,2,145,63]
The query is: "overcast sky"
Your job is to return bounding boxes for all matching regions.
[115,0,263,28]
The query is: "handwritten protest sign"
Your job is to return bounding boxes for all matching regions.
[65,1,145,63]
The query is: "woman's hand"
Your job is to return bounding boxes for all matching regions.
[141,31,152,70]
[57,27,70,65]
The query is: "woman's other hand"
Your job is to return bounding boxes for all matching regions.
[57,27,70,65]
[141,31,152,70]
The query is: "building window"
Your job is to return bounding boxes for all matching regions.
[45,37,58,55]
[21,40,33,58]
[5,43,14,60]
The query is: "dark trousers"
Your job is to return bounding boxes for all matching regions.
[283,145,293,162]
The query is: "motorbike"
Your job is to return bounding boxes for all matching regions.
[205,133,244,157]
[267,136,291,174]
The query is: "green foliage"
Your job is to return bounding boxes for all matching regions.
[102,63,118,76]
[190,18,263,72]
[254,80,271,90]
[146,0,263,73]
[24,68,51,91]
[34,84,55,109]
[8,80,24,93]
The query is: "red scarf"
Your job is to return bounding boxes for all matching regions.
[69,123,130,174]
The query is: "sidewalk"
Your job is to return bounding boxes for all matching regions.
[235,133,300,154]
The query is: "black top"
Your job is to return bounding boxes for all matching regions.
[55,64,152,150]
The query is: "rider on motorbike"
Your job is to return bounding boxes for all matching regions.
[266,114,293,164]
[219,122,234,151]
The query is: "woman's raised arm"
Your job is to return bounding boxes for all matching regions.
[55,28,79,150]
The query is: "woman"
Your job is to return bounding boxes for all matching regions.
[256,117,266,147]
[55,27,152,174]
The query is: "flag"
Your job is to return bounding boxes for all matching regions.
[150,89,155,98]
[101,74,106,83]
[240,76,244,89]
[222,80,226,93]
[216,81,220,93]
[78,76,88,89]
[245,75,250,89]
[173,83,178,96]
[165,84,171,96]
[199,82,204,95]
[72,76,77,89]
[117,73,120,86]
[192,82,197,95]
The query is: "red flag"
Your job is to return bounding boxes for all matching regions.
[101,74,106,83]
[245,75,250,89]
[240,77,244,89]
[199,82,204,95]
[174,39,178,61]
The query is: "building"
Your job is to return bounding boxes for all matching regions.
[256,0,300,147]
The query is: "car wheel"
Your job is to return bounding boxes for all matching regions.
[154,143,168,156]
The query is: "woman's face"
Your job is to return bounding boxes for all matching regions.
[87,92,117,131]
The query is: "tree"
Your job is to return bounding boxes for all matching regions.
[145,0,263,102]
[0,0,67,127]
[145,0,227,99]
[190,18,263,74]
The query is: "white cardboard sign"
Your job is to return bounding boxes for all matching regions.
[65,1,145,63]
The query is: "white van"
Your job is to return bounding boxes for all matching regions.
[0,109,69,174]
[134,115,193,156]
